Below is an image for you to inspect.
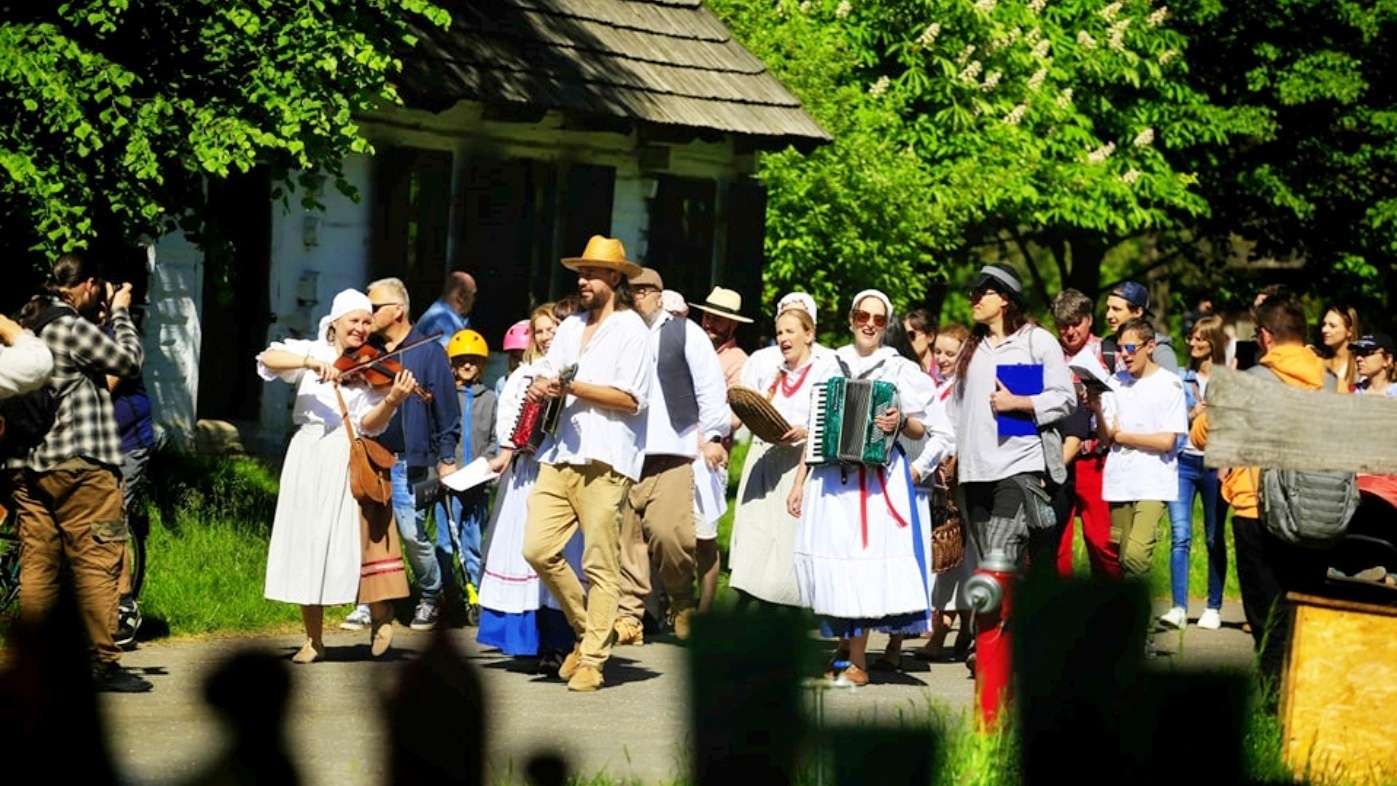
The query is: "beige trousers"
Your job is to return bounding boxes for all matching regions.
[523,462,630,668]
[617,455,696,626]
[1110,500,1166,580]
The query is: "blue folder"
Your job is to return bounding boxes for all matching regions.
[996,363,1043,438]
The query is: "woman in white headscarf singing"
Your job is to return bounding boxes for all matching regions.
[789,289,954,687]
[256,289,416,663]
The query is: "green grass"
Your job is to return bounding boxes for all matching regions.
[137,448,303,636]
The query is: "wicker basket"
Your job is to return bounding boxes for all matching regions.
[728,386,794,444]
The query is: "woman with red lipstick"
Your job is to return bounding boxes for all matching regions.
[789,290,954,686]
[729,306,838,609]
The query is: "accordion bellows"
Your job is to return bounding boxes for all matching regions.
[727,386,794,444]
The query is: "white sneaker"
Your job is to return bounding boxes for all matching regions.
[340,604,372,631]
[1197,608,1222,630]
[1158,606,1188,630]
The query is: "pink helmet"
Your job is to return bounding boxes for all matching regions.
[502,319,532,352]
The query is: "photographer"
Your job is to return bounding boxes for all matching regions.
[8,253,149,692]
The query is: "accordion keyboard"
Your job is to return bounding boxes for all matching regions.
[803,384,830,464]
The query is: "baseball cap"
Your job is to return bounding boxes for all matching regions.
[1108,281,1151,313]
[1350,333,1395,356]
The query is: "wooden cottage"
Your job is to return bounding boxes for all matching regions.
[144,0,827,451]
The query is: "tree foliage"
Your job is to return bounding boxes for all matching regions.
[716,0,1396,326]
[0,0,449,260]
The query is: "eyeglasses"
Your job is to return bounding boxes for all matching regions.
[371,302,401,313]
[851,309,888,329]
[632,286,659,297]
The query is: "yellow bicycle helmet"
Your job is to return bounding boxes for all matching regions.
[447,329,489,359]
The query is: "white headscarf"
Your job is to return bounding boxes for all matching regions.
[849,289,894,322]
[317,289,374,340]
[776,291,818,325]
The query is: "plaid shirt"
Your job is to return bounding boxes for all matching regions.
[16,300,143,473]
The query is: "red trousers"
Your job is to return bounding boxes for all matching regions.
[1056,455,1120,579]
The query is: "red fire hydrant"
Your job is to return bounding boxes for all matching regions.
[965,548,1016,732]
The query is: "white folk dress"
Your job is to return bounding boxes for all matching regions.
[476,361,584,656]
[261,338,387,606]
[728,351,839,606]
[793,346,942,632]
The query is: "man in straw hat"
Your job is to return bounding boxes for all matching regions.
[690,286,752,388]
[522,235,653,691]
[614,268,730,645]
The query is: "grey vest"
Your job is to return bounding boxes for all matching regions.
[657,316,698,432]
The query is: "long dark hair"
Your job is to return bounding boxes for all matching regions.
[955,298,1028,398]
[19,252,100,327]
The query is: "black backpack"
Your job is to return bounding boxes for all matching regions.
[0,305,71,461]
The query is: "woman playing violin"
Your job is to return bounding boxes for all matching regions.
[255,289,415,663]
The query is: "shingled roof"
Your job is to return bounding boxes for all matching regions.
[397,0,831,151]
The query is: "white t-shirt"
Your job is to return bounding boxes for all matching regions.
[1101,367,1187,503]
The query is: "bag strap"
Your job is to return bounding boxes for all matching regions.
[332,383,359,445]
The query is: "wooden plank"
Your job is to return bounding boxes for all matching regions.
[1203,366,1397,474]
[1283,597,1397,784]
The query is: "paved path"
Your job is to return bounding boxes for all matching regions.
[96,601,1259,785]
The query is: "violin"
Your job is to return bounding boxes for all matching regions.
[334,334,442,402]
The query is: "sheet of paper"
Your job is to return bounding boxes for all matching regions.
[1067,346,1120,393]
[440,457,500,493]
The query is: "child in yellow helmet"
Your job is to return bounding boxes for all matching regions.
[438,329,499,616]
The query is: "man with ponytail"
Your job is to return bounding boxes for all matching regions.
[8,253,151,692]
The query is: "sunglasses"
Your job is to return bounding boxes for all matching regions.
[370,302,401,313]
[1120,341,1152,354]
[851,309,888,329]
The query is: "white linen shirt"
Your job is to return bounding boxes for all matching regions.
[950,325,1077,483]
[642,313,731,459]
[534,309,653,481]
[257,338,388,436]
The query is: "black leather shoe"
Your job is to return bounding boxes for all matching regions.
[93,662,153,693]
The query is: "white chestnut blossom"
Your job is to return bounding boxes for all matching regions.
[1133,128,1155,147]
[1025,27,1042,44]
[1028,0,1047,13]
[1027,67,1048,91]
[1031,38,1051,58]
[1147,6,1169,26]
[869,75,891,97]
[959,60,984,82]
[981,70,1002,90]
[974,0,997,14]
[1086,141,1117,163]
[1100,1,1122,21]
[1056,87,1074,107]
[1121,168,1142,185]
[835,0,852,19]
[1077,30,1097,49]
[799,1,811,12]
[1158,48,1178,65]
[1003,103,1028,125]
[956,44,977,65]
[918,22,942,47]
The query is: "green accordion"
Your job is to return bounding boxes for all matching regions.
[803,378,898,467]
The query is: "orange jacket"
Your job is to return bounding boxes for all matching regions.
[1189,345,1327,518]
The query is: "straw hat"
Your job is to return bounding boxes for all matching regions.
[689,287,753,324]
[561,235,642,279]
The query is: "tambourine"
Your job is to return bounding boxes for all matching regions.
[727,386,794,444]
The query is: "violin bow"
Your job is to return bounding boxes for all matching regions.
[338,332,445,376]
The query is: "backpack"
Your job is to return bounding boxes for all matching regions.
[0,305,70,462]
[1253,365,1358,548]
